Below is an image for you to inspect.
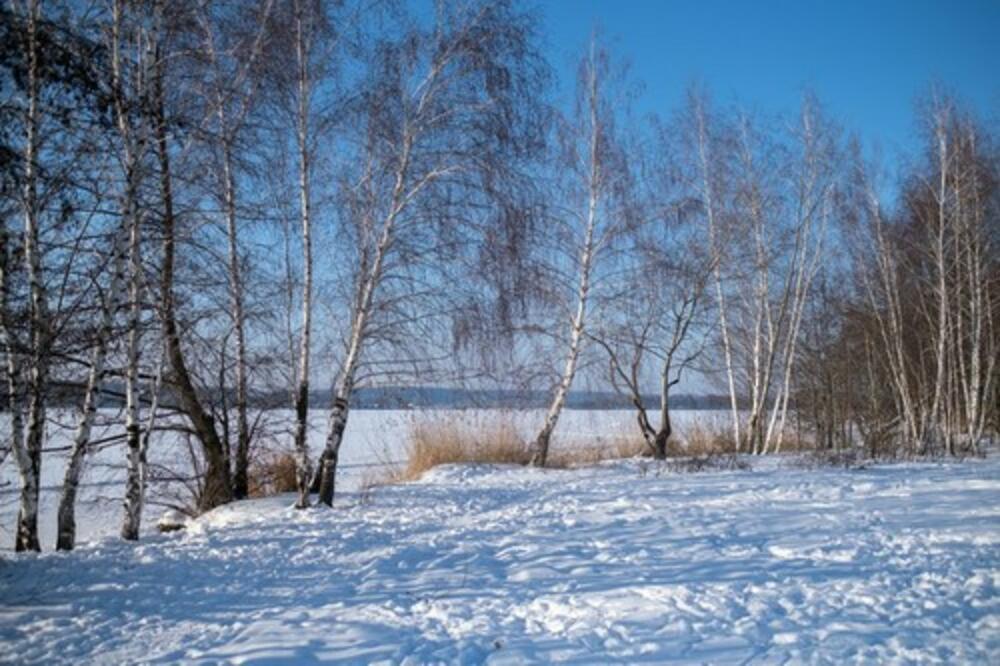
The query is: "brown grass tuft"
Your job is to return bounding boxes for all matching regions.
[675,418,739,456]
[398,417,650,481]
[549,436,650,467]
[248,451,299,498]
[400,418,532,481]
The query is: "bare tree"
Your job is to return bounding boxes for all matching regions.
[312,0,546,505]
[843,93,999,457]
[706,98,837,455]
[10,0,48,553]
[149,0,233,511]
[271,0,337,509]
[687,91,742,450]
[529,34,633,467]
[193,0,275,500]
[590,117,715,458]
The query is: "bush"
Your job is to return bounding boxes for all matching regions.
[248,451,299,498]
[399,417,650,481]
[664,453,751,473]
[790,448,869,470]
[401,418,532,480]
[675,418,739,456]
[549,436,650,467]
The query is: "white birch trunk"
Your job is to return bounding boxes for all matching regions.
[120,194,145,540]
[15,0,46,552]
[693,99,741,451]
[55,229,127,550]
[221,140,251,498]
[928,115,950,454]
[531,42,601,467]
[315,133,414,506]
[530,226,593,467]
[292,3,314,508]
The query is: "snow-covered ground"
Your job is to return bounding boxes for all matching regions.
[2,409,722,550]
[1,455,998,663]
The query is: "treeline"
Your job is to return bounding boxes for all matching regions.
[1,0,997,552]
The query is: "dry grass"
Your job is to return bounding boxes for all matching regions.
[549,436,650,467]
[248,451,299,498]
[397,417,651,481]
[675,418,739,456]
[399,418,533,481]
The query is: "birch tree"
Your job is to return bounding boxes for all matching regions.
[10,0,48,553]
[1,0,114,549]
[529,34,633,467]
[149,0,234,511]
[312,0,546,505]
[194,0,275,500]
[4,0,107,550]
[267,0,339,509]
[686,91,742,450]
[713,99,838,455]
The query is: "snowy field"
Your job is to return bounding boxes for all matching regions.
[1,409,716,550]
[1,454,999,663]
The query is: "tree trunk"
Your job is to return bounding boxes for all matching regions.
[56,231,126,550]
[0,133,26,549]
[652,429,669,460]
[654,377,673,460]
[121,198,145,540]
[221,142,251,500]
[531,40,600,467]
[16,0,46,553]
[316,396,348,506]
[314,129,411,506]
[292,5,314,508]
[694,97,740,452]
[153,44,231,512]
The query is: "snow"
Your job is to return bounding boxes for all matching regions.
[2,455,998,663]
[1,408,704,549]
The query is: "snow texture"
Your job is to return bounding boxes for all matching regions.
[1,455,998,663]
[0,409,679,549]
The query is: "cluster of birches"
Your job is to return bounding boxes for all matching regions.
[1,0,997,553]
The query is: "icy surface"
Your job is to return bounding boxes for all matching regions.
[1,456,998,663]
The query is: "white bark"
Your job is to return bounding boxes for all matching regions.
[120,200,145,541]
[292,0,314,508]
[56,229,127,550]
[14,0,46,552]
[693,96,741,451]
[531,39,602,467]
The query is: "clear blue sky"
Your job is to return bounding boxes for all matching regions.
[540,0,999,156]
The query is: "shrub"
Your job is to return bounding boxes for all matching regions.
[549,436,650,467]
[790,448,869,470]
[399,417,649,480]
[401,418,532,480]
[248,451,299,498]
[675,418,739,456]
[664,453,751,473]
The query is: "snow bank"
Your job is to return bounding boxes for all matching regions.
[1,457,998,663]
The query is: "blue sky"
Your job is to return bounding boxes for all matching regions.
[540,0,999,157]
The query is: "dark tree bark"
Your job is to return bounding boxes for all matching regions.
[152,35,232,512]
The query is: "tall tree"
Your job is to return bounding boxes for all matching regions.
[150,0,233,511]
[313,0,547,505]
[529,34,633,466]
[195,0,275,500]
